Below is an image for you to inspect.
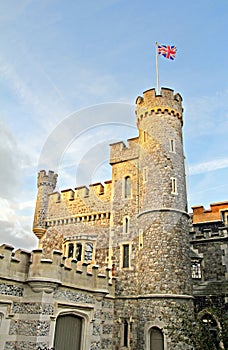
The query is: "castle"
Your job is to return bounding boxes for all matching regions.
[0,87,227,350]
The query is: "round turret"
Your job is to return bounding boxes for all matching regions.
[136,87,191,295]
[33,170,58,243]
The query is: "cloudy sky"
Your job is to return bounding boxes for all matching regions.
[0,0,227,250]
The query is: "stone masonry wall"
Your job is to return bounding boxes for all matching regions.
[0,244,115,350]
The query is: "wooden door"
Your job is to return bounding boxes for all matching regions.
[54,314,82,350]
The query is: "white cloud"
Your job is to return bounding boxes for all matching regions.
[0,197,37,250]
[189,158,228,175]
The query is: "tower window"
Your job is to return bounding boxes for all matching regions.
[124,176,131,198]
[191,260,202,279]
[84,242,93,261]
[122,244,130,268]
[76,243,82,261]
[63,239,95,263]
[123,319,129,347]
[170,139,176,153]
[123,217,130,234]
[143,167,148,183]
[143,131,147,142]
[68,243,74,258]
[171,177,177,194]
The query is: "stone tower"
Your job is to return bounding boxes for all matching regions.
[33,170,57,246]
[110,88,194,349]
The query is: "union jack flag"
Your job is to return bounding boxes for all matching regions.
[157,44,177,60]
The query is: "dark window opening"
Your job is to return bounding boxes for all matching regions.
[123,244,129,268]
[123,319,128,347]
[124,217,129,234]
[68,244,74,258]
[76,243,82,261]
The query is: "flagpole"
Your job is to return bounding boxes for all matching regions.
[155,42,160,94]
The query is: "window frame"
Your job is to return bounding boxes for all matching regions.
[120,242,132,270]
[123,175,132,199]
[169,138,176,153]
[123,216,130,234]
[171,177,178,195]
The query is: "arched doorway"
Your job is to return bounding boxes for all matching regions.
[150,327,164,350]
[54,314,82,350]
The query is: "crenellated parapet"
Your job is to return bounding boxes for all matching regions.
[0,244,115,296]
[110,137,139,165]
[37,170,58,189]
[189,226,228,242]
[0,244,31,281]
[46,181,112,222]
[136,87,183,126]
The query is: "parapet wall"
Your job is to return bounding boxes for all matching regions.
[0,244,115,295]
[192,201,228,224]
[136,87,183,126]
[47,180,112,220]
[110,137,139,165]
[37,170,58,188]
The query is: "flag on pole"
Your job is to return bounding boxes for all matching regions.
[157,44,177,60]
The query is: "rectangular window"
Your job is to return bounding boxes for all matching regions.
[122,244,130,268]
[143,167,148,183]
[143,131,147,142]
[123,320,129,347]
[84,242,93,261]
[191,261,202,279]
[76,243,82,261]
[170,139,175,153]
[68,243,74,258]
[139,229,143,250]
[171,177,177,194]
[124,176,131,198]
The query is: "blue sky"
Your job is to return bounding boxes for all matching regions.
[0,0,227,250]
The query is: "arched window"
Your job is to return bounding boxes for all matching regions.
[54,314,83,350]
[150,327,164,350]
[124,176,131,198]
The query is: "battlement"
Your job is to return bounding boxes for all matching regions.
[48,180,112,203]
[37,170,58,188]
[189,226,228,242]
[110,137,139,165]
[0,244,115,295]
[192,201,228,224]
[0,244,31,281]
[136,87,183,126]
